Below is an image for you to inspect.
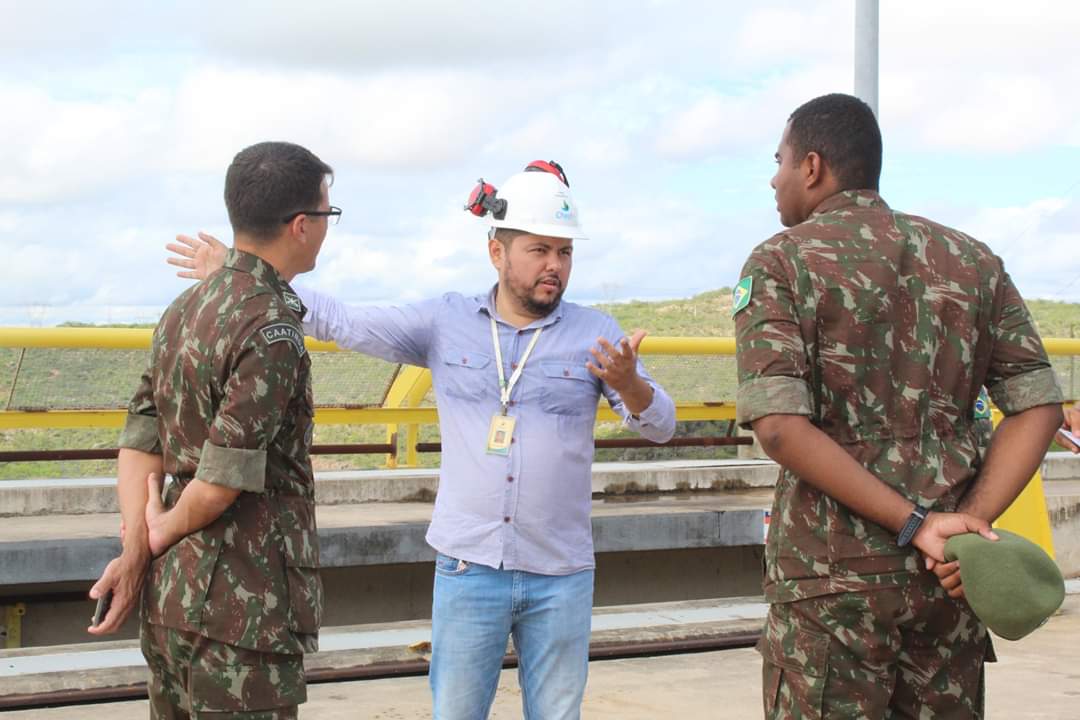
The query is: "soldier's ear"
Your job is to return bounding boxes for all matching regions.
[286,214,306,240]
[803,151,825,189]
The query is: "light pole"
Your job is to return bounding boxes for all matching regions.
[855,0,879,117]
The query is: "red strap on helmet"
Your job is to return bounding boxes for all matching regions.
[524,160,569,187]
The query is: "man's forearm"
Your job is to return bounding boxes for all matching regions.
[152,480,240,553]
[752,414,913,533]
[619,375,655,416]
[959,403,1063,521]
[117,448,162,553]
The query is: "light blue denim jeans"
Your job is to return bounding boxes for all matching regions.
[429,553,594,720]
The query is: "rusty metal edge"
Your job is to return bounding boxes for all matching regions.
[0,630,760,711]
[0,443,398,462]
[416,436,752,453]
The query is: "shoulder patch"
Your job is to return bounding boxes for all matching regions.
[260,323,306,355]
[731,276,753,317]
[282,292,303,314]
[973,388,992,420]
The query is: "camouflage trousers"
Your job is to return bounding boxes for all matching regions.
[758,572,994,719]
[141,621,307,719]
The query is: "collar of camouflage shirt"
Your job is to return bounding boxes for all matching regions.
[223,249,306,317]
[810,189,889,218]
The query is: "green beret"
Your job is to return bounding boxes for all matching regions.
[944,529,1065,640]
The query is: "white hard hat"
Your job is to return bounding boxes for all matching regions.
[466,165,586,240]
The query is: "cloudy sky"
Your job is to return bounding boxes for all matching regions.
[2,0,1078,325]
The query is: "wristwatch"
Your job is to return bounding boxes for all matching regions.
[896,505,929,547]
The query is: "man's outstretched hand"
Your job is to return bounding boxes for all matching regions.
[166,232,228,281]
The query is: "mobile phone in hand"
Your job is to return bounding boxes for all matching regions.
[1058,427,1080,449]
[91,590,114,627]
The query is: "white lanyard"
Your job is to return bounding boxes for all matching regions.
[490,316,543,414]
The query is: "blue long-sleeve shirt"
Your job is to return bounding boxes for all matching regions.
[298,286,676,575]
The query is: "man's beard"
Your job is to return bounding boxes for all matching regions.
[520,284,563,316]
[505,266,564,318]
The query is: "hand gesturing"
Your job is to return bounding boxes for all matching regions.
[587,330,647,393]
[166,231,228,281]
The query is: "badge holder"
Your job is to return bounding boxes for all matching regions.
[484,317,543,456]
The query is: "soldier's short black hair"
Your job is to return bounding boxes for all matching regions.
[224,142,334,241]
[787,94,882,191]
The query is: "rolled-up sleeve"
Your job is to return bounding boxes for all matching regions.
[118,363,161,454]
[985,270,1064,414]
[196,441,267,493]
[734,237,813,429]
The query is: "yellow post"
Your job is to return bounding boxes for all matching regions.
[381,365,433,468]
[3,603,25,649]
[990,408,1056,558]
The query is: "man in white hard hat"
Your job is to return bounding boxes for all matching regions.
[168,160,676,720]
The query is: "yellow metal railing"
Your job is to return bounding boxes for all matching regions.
[0,328,739,355]
[1,327,1074,552]
[0,328,1075,435]
[0,329,739,434]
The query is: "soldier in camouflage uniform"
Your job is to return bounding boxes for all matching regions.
[88,141,335,718]
[734,94,1064,718]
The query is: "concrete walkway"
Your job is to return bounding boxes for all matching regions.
[9,594,1080,719]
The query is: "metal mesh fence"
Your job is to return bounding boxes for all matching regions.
[2,345,1077,413]
[2,349,402,411]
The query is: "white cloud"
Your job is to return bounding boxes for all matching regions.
[0,85,170,203]
[2,0,1079,325]
[954,196,1080,300]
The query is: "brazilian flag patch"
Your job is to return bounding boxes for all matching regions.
[974,388,992,420]
[731,276,753,317]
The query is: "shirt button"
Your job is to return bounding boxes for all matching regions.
[461,357,468,364]
[507,475,514,483]
[511,437,516,444]
[511,362,518,369]
[504,516,511,523]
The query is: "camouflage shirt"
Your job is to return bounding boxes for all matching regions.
[119,249,322,654]
[735,190,1063,602]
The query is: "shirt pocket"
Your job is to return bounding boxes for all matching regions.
[440,347,494,400]
[540,361,597,416]
[277,494,323,636]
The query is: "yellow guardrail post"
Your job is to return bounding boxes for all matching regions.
[990,408,1056,558]
[2,603,26,649]
[382,366,433,468]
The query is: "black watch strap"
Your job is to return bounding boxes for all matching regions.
[896,506,929,547]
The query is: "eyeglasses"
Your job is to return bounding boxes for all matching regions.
[282,206,342,226]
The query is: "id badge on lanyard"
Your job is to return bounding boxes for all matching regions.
[486,414,516,456]
[485,316,542,456]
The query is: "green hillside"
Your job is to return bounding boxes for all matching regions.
[2,289,1078,479]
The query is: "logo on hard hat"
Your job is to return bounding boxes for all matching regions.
[555,198,573,220]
